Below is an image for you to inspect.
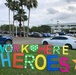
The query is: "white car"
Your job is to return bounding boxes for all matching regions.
[41,36,76,49]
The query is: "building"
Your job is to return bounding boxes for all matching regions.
[48,23,76,33]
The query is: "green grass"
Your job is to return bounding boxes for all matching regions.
[0,48,76,75]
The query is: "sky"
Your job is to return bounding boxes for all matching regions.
[0,0,76,27]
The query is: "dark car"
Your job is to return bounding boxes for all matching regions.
[0,34,12,44]
[41,33,47,37]
[29,32,43,37]
[14,31,23,37]
[58,32,65,35]
[14,31,28,37]
[46,33,51,37]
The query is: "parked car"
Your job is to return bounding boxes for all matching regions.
[3,31,9,34]
[50,33,55,37]
[14,31,23,37]
[29,32,43,37]
[14,31,28,37]
[0,34,12,44]
[73,34,76,37]
[46,33,51,37]
[41,35,76,49]
[41,33,47,37]
[58,32,65,35]
[66,33,73,36]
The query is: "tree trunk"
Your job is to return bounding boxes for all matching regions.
[22,6,25,37]
[23,21,25,37]
[12,10,15,36]
[9,8,11,35]
[19,21,22,37]
[27,9,30,37]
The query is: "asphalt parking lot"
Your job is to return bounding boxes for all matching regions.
[13,37,44,44]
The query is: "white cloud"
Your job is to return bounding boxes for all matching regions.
[0,0,76,27]
[65,0,76,3]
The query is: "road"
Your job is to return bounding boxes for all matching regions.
[13,37,44,44]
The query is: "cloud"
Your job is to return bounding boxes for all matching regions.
[0,0,76,27]
[47,8,59,14]
[67,6,76,12]
[65,0,76,3]
[0,4,6,9]
[0,0,6,9]
[55,12,72,20]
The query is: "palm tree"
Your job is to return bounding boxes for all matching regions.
[24,0,38,37]
[5,0,12,35]
[11,0,19,36]
[5,0,19,36]
[22,6,26,37]
[14,9,27,37]
[5,0,27,37]
[5,0,38,37]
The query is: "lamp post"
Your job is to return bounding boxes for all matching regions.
[57,20,59,32]
[61,25,64,32]
[50,19,53,33]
